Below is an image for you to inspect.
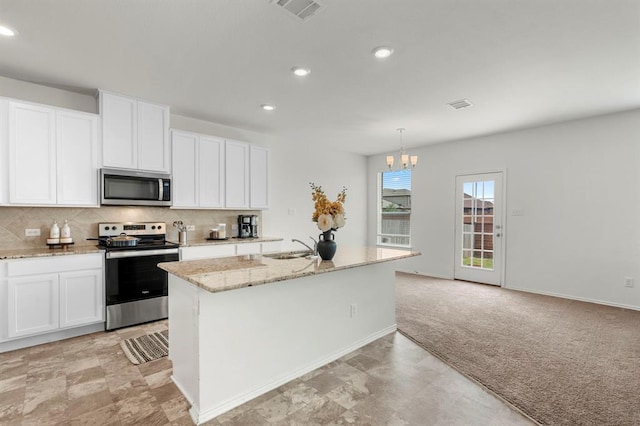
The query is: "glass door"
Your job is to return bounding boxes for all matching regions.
[454,172,503,285]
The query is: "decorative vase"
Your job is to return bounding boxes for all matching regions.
[317,231,337,261]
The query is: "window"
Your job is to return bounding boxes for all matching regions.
[377,170,411,247]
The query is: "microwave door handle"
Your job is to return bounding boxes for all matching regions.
[158,179,164,201]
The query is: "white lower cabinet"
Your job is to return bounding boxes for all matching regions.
[180,244,236,261]
[236,242,261,255]
[180,241,281,261]
[59,269,103,328]
[1,253,104,343]
[7,274,59,338]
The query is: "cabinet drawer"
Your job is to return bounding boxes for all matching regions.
[7,253,103,277]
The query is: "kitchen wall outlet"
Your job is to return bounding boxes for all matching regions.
[25,228,41,237]
[624,277,634,288]
[350,303,357,318]
[288,208,297,216]
[186,225,195,231]
[511,209,525,216]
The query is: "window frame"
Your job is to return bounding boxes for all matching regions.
[377,170,412,249]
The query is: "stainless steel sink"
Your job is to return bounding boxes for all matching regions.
[262,250,314,260]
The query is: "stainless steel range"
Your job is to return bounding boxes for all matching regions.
[98,222,179,331]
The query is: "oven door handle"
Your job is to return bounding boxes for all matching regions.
[106,248,179,259]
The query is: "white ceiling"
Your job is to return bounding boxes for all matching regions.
[0,0,638,155]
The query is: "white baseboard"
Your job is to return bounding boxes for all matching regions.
[190,325,397,425]
[395,269,453,280]
[506,285,640,312]
[0,322,105,353]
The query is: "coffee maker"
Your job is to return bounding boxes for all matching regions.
[238,215,258,238]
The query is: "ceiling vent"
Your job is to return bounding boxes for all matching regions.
[271,0,323,22]
[447,99,473,110]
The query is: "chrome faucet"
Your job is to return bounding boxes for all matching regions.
[292,237,317,255]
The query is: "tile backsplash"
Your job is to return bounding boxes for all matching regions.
[0,206,261,250]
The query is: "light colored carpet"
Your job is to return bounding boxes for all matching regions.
[395,273,640,426]
[120,329,169,365]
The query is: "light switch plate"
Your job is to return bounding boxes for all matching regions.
[25,228,41,237]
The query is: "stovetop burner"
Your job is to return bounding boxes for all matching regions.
[96,222,179,251]
[97,239,180,251]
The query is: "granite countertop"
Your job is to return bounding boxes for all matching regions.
[158,246,420,294]
[174,236,283,247]
[0,245,104,260]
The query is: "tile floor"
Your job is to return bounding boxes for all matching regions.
[0,320,534,425]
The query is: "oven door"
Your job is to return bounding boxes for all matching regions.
[105,249,179,305]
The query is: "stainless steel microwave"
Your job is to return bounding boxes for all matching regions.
[100,168,171,206]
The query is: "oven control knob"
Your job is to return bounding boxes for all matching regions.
[111,226,117,231]
[151,225,156,230]
[104,226,109,231]
[158,225,162,230]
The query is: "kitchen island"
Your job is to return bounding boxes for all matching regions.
[158,246,419,425]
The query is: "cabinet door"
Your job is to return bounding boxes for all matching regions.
[8,102,57,204]
[59,269,104,328]
[0,99,8,204]
[7,274,59,338]
[171,131,199,208]
[250,145,269,209]
[138,101,170,172]
[199,136,225,208]
[56,110,99,206]
[225,140,250,209]
[101,92,137,169]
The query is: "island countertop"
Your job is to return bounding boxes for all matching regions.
[158,245,419,294]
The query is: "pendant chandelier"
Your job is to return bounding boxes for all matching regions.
[386,128,418,170]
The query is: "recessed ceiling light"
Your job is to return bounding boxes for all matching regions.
[0,25,16,37]
[372,46,394,59]
[291,66,311,77]
[261,104,276,111]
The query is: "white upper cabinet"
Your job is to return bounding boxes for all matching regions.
[9,102,57,205]
[171,130,199,208]
[138,101,170,172]
[0,99,7,204]
[225,139,250,209]
[100,91,170,173]
[56,110,99,206]
[171,130,268,210]
[199,136,225,208]
[5,101,98,206]
[171,130,225,209]
[250,145,269,209]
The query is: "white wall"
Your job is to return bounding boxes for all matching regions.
[0,76,96,113]
[262,143,367,251]
[368,108,640,310]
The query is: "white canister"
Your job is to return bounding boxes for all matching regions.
[217,223,226,239]
[49,220,60,239]
[61,220,71,238]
